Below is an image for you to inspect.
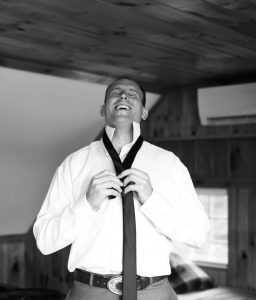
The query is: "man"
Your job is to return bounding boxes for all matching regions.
[33,76,209,300]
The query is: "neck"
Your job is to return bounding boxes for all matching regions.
[111,124,133,154]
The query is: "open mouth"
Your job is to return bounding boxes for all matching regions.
[114,104,132,110]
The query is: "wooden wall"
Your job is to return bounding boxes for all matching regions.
[201,265,227,287]
[141,86,256,291]
[228,188,256,290]
[0,235,26,287]
[24,228,72,292]
[0,230,72,293]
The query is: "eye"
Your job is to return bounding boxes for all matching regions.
[127,91,139,98]
[110,89,121,96]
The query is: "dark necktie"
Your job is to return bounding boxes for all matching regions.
[102,130,144,300]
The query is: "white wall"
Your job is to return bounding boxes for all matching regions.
[0,67,159,235]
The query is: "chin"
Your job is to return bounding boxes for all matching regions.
[111,118,134,126]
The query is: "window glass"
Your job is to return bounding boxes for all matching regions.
[172,188,228,265]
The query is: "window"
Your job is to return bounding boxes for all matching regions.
[172,188,228,266]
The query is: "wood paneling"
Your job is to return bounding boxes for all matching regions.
[229,139,256,179]
[1,0,256,90]
[143,85,256,290]
[142,87,256,186]
[0,235,26,287]
[201,266,227,287]
[0,231,72,294]
[228,188,256,290]
[24,229,72,292]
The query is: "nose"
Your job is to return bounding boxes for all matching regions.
[120,93,127,100]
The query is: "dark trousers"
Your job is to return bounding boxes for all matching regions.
[65,278,178,300]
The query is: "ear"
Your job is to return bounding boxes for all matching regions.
[100,104,105,117]
[141,108,148,120]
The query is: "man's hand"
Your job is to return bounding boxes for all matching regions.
[86,170,123,210]
[118,168,153,205]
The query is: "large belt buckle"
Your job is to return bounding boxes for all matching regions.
[107,275,123,295]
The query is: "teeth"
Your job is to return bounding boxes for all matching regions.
[115,105,131,110]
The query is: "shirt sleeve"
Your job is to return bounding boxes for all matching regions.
[140,157,210,248]
[33,155,97,255]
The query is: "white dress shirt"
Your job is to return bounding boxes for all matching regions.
[33,122,209,276]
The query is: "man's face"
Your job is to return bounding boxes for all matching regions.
[101,79,148,127]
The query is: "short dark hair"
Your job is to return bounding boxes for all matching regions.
[104,76,146,106]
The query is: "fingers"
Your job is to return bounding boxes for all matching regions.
[88,169,152,207]
[118,168,148,187]
[93,178,123,193]
[118,168,153,204]
[123,182,140,194]
[105,188,120,197]
[122,174,147,189]
[118,168,148,180]
[93,170,123,184]
[92,170,123,193]
[86,170,123,207]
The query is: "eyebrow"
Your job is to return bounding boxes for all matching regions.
[110,87,140,93]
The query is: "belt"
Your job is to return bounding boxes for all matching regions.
[74,269,166,295]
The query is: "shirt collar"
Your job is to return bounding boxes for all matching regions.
[102,121,141,157]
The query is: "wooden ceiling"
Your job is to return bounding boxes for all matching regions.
[1,0,256,92]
